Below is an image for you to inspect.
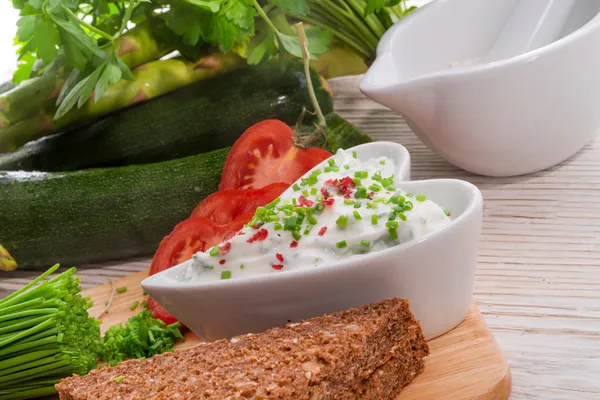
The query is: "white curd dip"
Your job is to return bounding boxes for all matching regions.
[184,149,452,281]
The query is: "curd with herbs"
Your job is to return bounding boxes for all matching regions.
[185,149,452,282]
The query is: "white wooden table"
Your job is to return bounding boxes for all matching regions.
[1,76,599,400]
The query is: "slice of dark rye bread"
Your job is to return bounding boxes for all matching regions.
[56,298,429,400]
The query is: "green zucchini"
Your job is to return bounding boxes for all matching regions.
[0,148,228,270]
[0,61,333,171]
[0,114,371,270]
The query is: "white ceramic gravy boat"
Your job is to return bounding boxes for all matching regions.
[142,142,483,341]
[360,0,600,177]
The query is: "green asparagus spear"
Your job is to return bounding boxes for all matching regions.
[0,52,244,152]
[0,21,172,130]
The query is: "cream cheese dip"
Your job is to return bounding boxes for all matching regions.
[185,149,452,282]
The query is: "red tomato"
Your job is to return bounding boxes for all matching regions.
[190,182,289,225]
[147,211,257,326]
[219,120,331,191]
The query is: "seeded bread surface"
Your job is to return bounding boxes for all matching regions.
[56,298,428,399]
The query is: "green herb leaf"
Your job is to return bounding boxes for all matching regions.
[78,62,107,108]
[12,53,37,84]
[93,61,121,102]
[30,19,60,64]
[16,15,39,42]
[54,63,104,118]
[183,0,221,13]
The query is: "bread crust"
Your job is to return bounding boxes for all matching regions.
[56,298,429,400]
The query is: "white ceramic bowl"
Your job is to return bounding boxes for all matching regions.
[142,142,483,341]
[360,0,600,177]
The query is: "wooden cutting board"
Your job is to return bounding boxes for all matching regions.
[84,269,512,400]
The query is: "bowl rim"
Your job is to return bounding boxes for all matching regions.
[364,0,600,89]
[142,142,483,292]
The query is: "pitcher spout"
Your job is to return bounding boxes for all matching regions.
[359,55,410,113]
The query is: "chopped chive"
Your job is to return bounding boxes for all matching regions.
[284,216,298,230]
[304,225,314,235]
[336,215,348,228]
[382,178,394,188]
[324,166,332,172]
[353,178,362,186]
[256,207,267,216]
[292,231,302,240]
[130,301,139,311]
[240,264,245,269]
[386,220,399,229]
[355,187,367,199]
[278,203,293,210]
[114,376,125,383]
[221,270,232,280]
[307,213,318,225]
[360,240,371,247]
[332,167,339,172]
[398,213,407,221]
[336,240,347,248]
[274,223,283,231]
[354,171,368,179]
[374,197,385,203]
[292,184,301,192]
[268,215,279,222]
[372,172,382,182]
[379,160,386,165]
[371,214,379,225]
[116,286,127,294]
[388,228,398,240]
[353,201,362,208]
[315,203,325,212]
[390,195,400,204]
[209,246,219,256]
[302,190,309,197]
[368,184,382,192]
[328,159,336,166]
[344,164,350,170]
[416,194,426,202]
[445,209,451,216]
[386,187,396,192]
[353,211,362,220]
[388,212,397,221]
[344,199,354,205]
[310,187,318,195]
[292,198,297,206]
[266,197,281,208]
[404,201,413,211]
[405,193,413,198]
[352,151,357,158]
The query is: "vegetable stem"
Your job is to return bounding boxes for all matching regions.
[295,23,326,128]
[64,8,114,42]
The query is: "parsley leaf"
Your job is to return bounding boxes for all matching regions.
[182,0,221,13]
[30,19,60,64]
[55,64,104,119]
[12,53,37,84]
[16,15,39,42]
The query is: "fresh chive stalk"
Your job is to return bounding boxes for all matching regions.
[0,265,101,399]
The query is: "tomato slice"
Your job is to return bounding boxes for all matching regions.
[190,182,289,225]
[147,217,225,326]
[147,211,257,326]
[219,120,331,191]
